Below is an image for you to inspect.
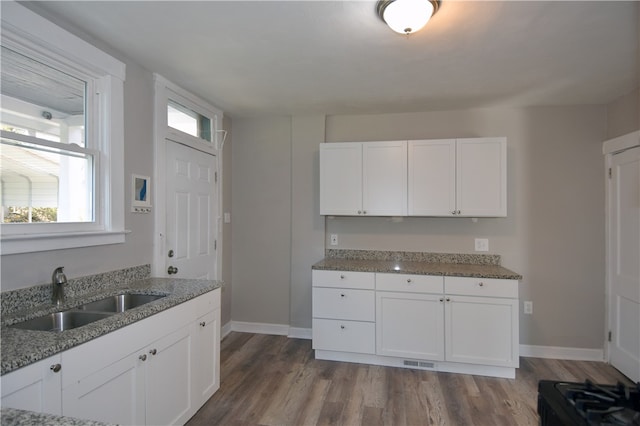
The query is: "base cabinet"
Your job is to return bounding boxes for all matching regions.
[1,354,62,415]
[2,289,221,426]
[313,270,519,378]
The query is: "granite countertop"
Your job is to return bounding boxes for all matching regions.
[1,277,222,375]
[0,408,111,426]
[312,250,522,280]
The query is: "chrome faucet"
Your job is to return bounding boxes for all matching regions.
[52,266,67,306]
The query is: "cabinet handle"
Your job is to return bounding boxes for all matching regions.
[149,349,157,355]
[439,298,444,302]
[340,274,345,279]
[139,354,147,361]
[457,210,461,215]
[478,282,484,287]
[340,325,345,330]
[446,297,451,302]
[200,321,206,327]
[357,210,362,215]
[340,293,345,298]
[406,279,412,283]
[451,210,457,215]
[50,364,62,373]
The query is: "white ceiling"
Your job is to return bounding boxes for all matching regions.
[23,1,640,118]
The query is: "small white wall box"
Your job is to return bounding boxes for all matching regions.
[131,174,152,213]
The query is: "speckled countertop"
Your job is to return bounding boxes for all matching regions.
[313,249,522,280]
[0,408,111,426]
[1,277,222,375]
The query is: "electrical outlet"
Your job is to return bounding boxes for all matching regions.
[474,238,489,252]
[330,234,338,246]
[524,301,533,315]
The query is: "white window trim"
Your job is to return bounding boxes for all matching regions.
[152,74,223,279]
[0,1,126,255]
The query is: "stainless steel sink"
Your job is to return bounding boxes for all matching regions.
[9,311,114,332]
[79,293,166,313]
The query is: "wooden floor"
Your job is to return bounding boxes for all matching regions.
[186,332,631,426]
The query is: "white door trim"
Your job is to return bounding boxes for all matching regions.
[153,74,224,280]
[603,130,639,367]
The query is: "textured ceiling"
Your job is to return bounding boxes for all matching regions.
[21,1,640,118]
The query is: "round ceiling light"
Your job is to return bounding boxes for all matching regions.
[376,0,440,35]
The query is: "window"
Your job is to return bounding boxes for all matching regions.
[167,100,212,142]
[0,2,126,254]
[1,45,94,224]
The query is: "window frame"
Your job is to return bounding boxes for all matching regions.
[0,2,126,254]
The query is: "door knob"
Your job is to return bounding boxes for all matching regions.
[167,266,178,275]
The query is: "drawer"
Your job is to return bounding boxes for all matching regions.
[376,273,443,293]
[312,288,374,321]
[312,270,375,290]
[444,277,518,298]
[312,318,375,354]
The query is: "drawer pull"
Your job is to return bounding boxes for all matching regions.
[340,293,345,298]
[406,279,412,283]
[149,349,157,355]
[446,297,451,302]
[50,364,62,373]
[340,325,345,330]
[340,275,345,279]
[200,321,206,327]
[478,282,484,287]
[439,298,444,302]
[139,354,147,361]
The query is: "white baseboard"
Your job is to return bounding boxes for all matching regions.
[224,321,312,339]
[221,321,233,339]
[288,327,312,340]
[520,344,604,361]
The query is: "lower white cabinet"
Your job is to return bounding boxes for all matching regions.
[1,288,220,426]
[313,270,520,378]
[1,354,62,415]
[311,270,376,355]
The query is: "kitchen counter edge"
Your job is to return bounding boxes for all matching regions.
[312,258,522,280]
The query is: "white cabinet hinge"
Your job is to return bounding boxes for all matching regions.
[608,330,612,342]
[215,172,218,183]
[214,240,217,250]
[608,168,612,179]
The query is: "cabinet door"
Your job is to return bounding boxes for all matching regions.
[408,139,456,216]
[62,351,145,425]
[145,325,193,426]
[362,141,407,215]
[1,355,62,415]
[444,295,518,367]
[319,143,362,215]
[193,308,221,407]
[376,292,444,361]
[456,137,507,217]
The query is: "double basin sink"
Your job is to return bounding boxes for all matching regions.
[9,293,166,333]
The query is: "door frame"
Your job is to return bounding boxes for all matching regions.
[603,129,640,362]
[152,74,224,280]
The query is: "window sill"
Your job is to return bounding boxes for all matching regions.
[1,230,130,255]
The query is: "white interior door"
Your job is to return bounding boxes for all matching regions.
[165,140,218,280]
[609,146,640,382]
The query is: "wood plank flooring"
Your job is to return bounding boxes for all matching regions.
[186,332,631,426]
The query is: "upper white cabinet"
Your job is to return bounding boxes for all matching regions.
[320,141,407,216]
[408,137,507,217]
[321,137,507,217]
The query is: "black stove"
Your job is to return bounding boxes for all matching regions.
[538,379,640,425]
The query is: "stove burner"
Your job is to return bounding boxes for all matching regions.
[538,379,640,426]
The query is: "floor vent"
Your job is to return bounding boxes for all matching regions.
[403,360,435,369]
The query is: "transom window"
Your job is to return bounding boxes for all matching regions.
[167,99,212,142]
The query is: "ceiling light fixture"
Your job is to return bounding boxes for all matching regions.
[376,0,440,35]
